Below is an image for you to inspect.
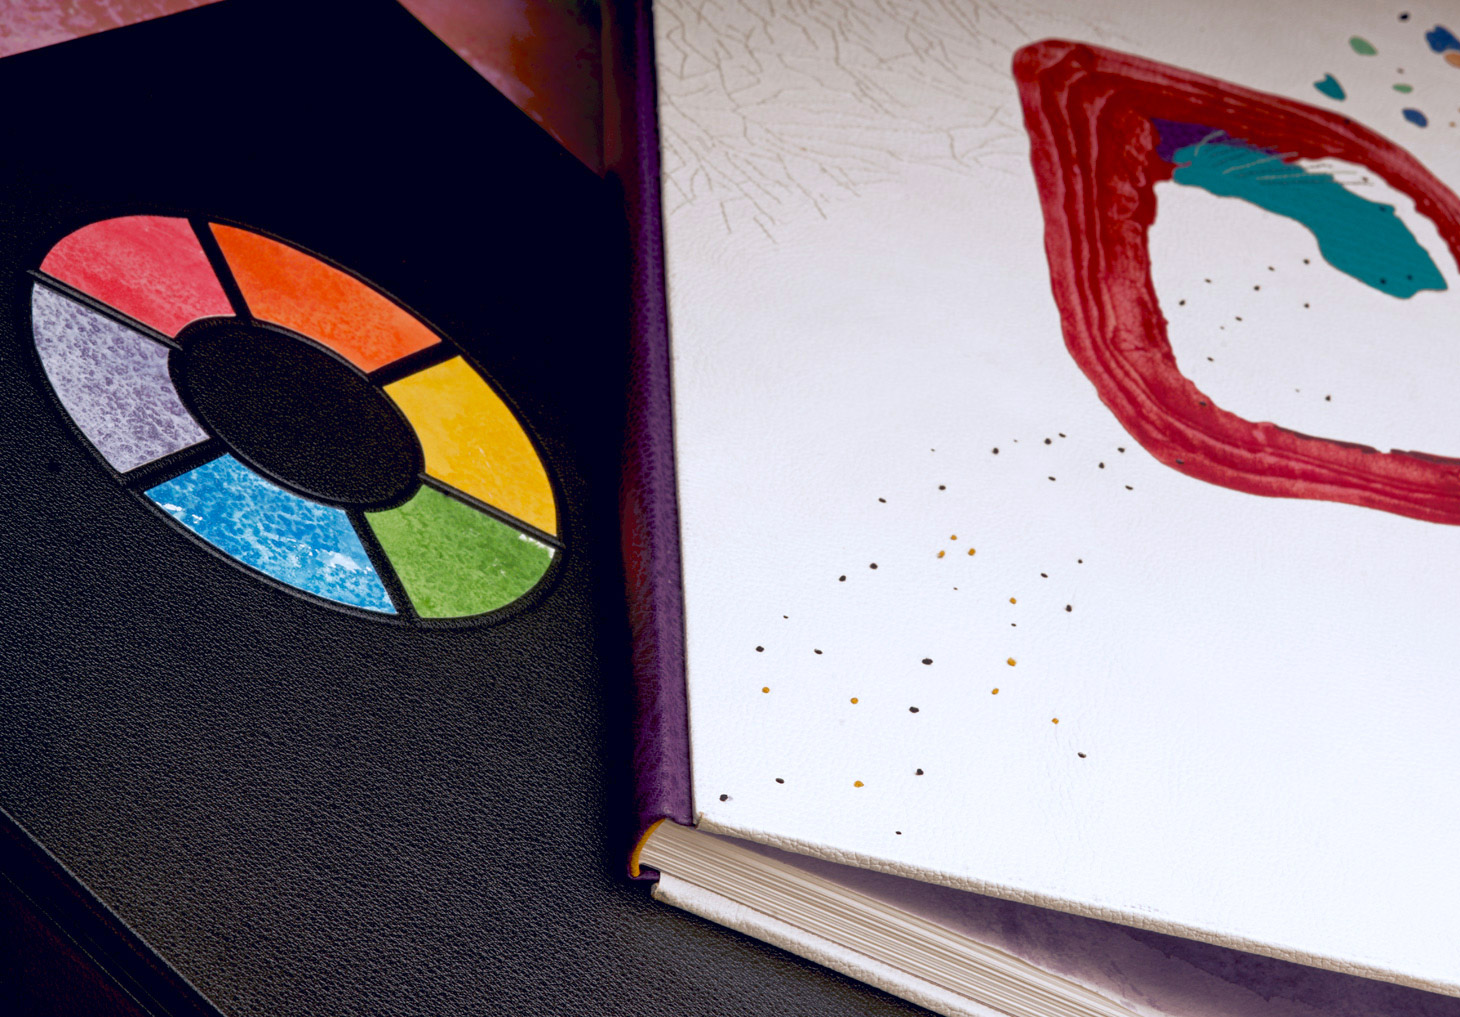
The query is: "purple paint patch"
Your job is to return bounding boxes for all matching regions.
[32,284,208,472]
[1150,119,1254,164]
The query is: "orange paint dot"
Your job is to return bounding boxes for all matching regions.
[991,688,1000,694]
[850,697,859,704]
[853,780,865,787]
[1006,657,1017,666]
[1009,597,1016,603]
[1051,718,1060,724]
[937,550,946,558]
[762,687,770,693]
[950,534,958,540]
[968,548,976,556]
[1447,51,1460,68]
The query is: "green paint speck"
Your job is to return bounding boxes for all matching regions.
[1350,36,1378,55]
[1394,82,1415,93]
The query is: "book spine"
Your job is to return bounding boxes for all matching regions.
[603,0,694,876]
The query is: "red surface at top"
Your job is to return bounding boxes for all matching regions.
[41,215,233,336]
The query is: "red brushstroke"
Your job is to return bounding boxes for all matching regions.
[1014,40,1460,526]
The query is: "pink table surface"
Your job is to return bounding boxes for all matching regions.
[0,0,604,171]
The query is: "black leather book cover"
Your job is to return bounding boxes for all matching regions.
[0,5,936,1015]
[0,0,628,1010]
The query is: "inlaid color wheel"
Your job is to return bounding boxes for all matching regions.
[30,214,560,620]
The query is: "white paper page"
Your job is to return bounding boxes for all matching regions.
[657,0,1460,991]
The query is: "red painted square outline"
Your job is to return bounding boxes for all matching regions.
[1015,40,1460,525]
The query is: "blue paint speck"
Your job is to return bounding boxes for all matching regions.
[1402,108,1429,127]
[1313,74,1345,100]
[1425,25,1460,53]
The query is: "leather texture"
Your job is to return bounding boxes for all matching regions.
[0,3,925,1015]
[602,0,695,858]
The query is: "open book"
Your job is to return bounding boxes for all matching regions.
[4,1,1460,1014]
[616,0,1460,1013]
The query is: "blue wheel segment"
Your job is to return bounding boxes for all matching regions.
[147,454,396,613]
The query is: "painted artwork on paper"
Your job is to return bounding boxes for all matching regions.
[1015,40,1460,525]
[30,214,559,621]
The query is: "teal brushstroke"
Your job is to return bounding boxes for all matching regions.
[1314,73,1345,100]
[1170,141,1446,299]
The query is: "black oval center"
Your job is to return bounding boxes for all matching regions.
[173,321,422,509]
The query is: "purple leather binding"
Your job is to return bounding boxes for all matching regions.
[604,0,694,875]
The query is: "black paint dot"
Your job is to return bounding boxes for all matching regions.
[921,658,933,665]
[719,793,730,801]
[1204,278,1211,283]
[1175,458,1184,465]
[838,575,847,582]
[1065,605,1073,612]
[1040,572,1048,578]
[1400,12,1410,20]
[756,646,764,652]
[915,768,924,775]
[1235,316,1242,321]
[1058,432,1066,438]
[878,497,886,503]
[1253,285,1260,290]
[1044,438,1052,445]
[909,706,920,713]
[992,447,1000,454]
[1077,559,1082,563]
[1117,447,1125,453]
[1303,303,1310,308]
[1303,258,1310,264]
[1206,356,1213,361]
[869,563,878,569]
[813,649,823,655]
[938,485,946,490]
[1077,752,1087,759]
[1178,299,1186,306]
[895,831,902,835]
[1098,462,1105,468]
[1267,266,1274,272]
[1325,395,1331,402]
[1125,485,1133,490]
[1048,476,1056,481]
[775,778,785,784]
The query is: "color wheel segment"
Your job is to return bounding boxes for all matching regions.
[32,215,558,620]
[32,284,208,472]
[148,455,396,613]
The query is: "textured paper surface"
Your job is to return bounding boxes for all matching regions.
[658,0,1460,992]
